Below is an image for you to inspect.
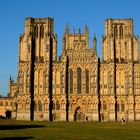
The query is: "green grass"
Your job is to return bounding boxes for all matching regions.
[0,120,140,140]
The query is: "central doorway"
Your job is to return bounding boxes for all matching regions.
[74,107,85,122]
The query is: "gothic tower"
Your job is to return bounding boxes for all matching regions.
[101,18,140,121]
[14,17,140,122]
[17,17,57,120]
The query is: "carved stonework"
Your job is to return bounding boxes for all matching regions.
[1,17,140,121]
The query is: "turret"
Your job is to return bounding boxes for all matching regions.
[65,24,69,34]
[85,24,89,47]
[93,33,97,52]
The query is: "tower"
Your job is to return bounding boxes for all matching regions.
[62,25,99,121]
[17,17,57,120]
[101,18,140,121]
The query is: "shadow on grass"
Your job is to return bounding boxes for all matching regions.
[0,136,33,140]
[0,124,45,130]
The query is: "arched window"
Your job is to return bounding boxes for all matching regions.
[119,26,123,39]
[114,25,118,38]
[5,101,8,106]
[77,67,82,94]
[40,25,44,38]
[85,70,89,94]
[38,101,42,111]
[34,101,37,111]
[18,103,21,110]
[22,103,25,111]
[61,101,65,110]
[44,101,48,110]
[0,101,3,106]
[53,102,55,110]
[34,25,38,38]
[25,102,29,111]
[121,103,125,112]
[69,69,73,94]
[56,101,60,110]
[103,103,107,110]
[117,103,120,112]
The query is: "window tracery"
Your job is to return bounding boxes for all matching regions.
[85,69,89,94]
[34,25,38,38]
[69,69,73,94]
[40,25,44,38]
[77,67,82,94]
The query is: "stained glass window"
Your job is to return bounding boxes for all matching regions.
[53,102,55,110]
[34,102,37,111]
[117,103,120,112]
[77,67,82,94]
[56,101,60,110]
[69,69,73,94]
[85,70,89,94]
[121,103,125,112]
[38,101,42,111]
[103,103,107,110]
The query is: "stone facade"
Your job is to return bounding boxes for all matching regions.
[0,17,140,122]
[0,78,17,118]
[100,19,140,121]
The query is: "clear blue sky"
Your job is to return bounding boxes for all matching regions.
[0,0,140,96]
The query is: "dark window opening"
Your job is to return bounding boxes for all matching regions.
[34,25,38,38]
[77,67,82,94]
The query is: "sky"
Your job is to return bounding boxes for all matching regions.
[0,0,140,96]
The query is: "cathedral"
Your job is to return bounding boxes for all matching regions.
[1,17,140,122]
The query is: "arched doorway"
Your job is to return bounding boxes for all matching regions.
[74,107,85,122]
[5,110,11,119]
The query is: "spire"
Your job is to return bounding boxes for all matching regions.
[85,24,89,47]
[9,76,11,81]
[9,75,13,85]
[93,33,97,52]
[73,27,75,40]
[78,28,81,34]
[78,28,81,40]
[85,24,89,35]
[65,23,69,34]
[73,27,75,34]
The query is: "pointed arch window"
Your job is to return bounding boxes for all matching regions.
[44,102,48,110]
[103,103,107,110]
[69,69,73,94]
[0,101,3,106]
[117,103,120,112]
[26,102,30,110]
[120,26,123,39]
[53,102,55,110]
[34,25,38,38]
[38,101,42,111]
[114,25,118,39]
[40,25,44,38]
[121,103,125,112]
[5,101,8,106]
[56,101,60,110]
[34,101,37,111]
[85,69,89,94]
[77,67,82,94]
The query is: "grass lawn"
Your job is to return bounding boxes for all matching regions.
[0,120,140,140]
